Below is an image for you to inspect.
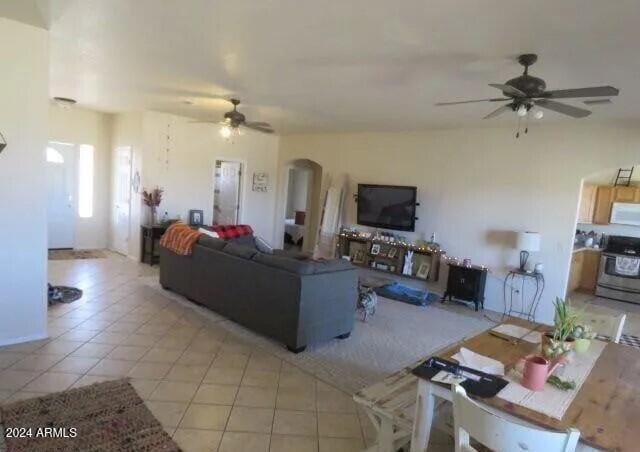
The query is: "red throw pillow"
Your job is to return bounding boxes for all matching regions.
[211,224,254,240]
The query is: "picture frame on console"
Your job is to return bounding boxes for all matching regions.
[189,209,204,226]
[371,243,381,255]
[416,262,431,280]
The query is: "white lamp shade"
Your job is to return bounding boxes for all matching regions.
[516,231,541,252]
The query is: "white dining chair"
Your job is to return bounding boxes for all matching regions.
[452,385,580,452]
[578,311,626,343]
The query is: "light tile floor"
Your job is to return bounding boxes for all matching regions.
[570,291,640,336]
[0,253,457,451]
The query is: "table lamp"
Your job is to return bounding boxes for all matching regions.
[516,231,541,272]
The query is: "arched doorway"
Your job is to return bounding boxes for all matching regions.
[567,165,639,337]
[277,159,323,253]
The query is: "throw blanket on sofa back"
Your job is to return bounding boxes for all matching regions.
[159,222,202,255]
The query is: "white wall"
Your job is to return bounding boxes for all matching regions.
[111,112,279,255]
[48,105,113,249]
[278,124,640,323]
[0,18,48,346]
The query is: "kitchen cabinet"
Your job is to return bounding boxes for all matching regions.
[613,186,639,203]
[568,250,584,293]
[593,186,615,224]
[568,249,601,294]
[592,185,640,224]
[579,251,601,292]
[577,183,598,224]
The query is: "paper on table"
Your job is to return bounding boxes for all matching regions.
[452,347,505,376]
[431,370,466,385]
[492,323,542,344]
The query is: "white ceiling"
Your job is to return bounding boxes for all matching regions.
[37,0,640,133]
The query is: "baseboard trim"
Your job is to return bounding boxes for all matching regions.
[0,331,49,348]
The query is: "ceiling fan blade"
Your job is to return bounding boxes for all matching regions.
[535,99,591,118]
[483,103,513,119]
[540,86,619,99]
[245,121,272,128]
[243,123,274,134]
[435,98,509,106]
[488,83,526,97]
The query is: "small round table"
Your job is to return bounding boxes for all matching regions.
[503,269,545,321]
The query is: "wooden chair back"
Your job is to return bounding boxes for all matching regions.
[452,384,580,452]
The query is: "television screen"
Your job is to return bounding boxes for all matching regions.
[357,184,417,231]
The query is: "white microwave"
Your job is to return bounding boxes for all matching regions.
[610,202,640,226]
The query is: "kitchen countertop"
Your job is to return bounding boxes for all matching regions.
[573,246,602,254]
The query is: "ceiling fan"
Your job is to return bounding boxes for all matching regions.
[191,98,274,137]
[436,54,619,122]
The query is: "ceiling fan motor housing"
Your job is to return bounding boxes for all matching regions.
[505,75,547,97]
[224,110,245,127]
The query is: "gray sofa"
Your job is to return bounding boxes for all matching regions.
[159,235,358,352]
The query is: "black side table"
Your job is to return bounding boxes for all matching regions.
[503,269,545,321]
[441,262,488,311]
[140,224,168,266]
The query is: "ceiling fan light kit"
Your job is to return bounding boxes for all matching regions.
[436,53,620,137]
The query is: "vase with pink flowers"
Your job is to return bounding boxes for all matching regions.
[142,187,163,225]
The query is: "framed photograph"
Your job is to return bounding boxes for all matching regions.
[353,250,365,264]
[388,247,398,259]
[416,262,431,280]
[252,172,269,192]
[189,209,204,226]
[370,243,381,255]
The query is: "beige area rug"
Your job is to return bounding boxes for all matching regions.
[141,276,494,394]
[48,249,108,260]
[0,379,179,452]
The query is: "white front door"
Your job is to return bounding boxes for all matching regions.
[112,146,132,255]
[213,160,242,225]
[46,142,76,249]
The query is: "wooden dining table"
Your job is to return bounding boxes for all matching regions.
[408,318,640,451]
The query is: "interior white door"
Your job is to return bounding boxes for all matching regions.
[113,146,132,255]
[213,160,242,225]
[46,142,76,249]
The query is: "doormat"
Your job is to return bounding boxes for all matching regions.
[619,333,640,350]
[48,249,107,260]
[0,379,180,452]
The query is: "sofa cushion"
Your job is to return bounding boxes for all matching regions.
[198,235,227,251]
[223,242,258,259]
[255,236,274,254]
[253,253,315,274]
[253,253,354,275]
[229,234,256,248]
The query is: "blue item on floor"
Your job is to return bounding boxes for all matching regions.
[373,282,437,307]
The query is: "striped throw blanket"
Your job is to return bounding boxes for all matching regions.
[159,222,202,256]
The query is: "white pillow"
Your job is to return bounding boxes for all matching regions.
[198,227,219,239]
[255,235,274,254]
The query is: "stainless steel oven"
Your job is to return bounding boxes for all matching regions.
[596,236,640,303]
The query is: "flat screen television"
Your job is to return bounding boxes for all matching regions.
[357,184,417,231]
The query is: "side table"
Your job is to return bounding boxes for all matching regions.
[140,224,168,266]
[503,269,545,321]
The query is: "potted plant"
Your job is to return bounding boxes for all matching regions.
[542,297,577,359]
[142,187,163,225]
[572,324,596,353]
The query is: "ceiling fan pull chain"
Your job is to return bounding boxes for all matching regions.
[525,114,529,134]
[515,116,522,138]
